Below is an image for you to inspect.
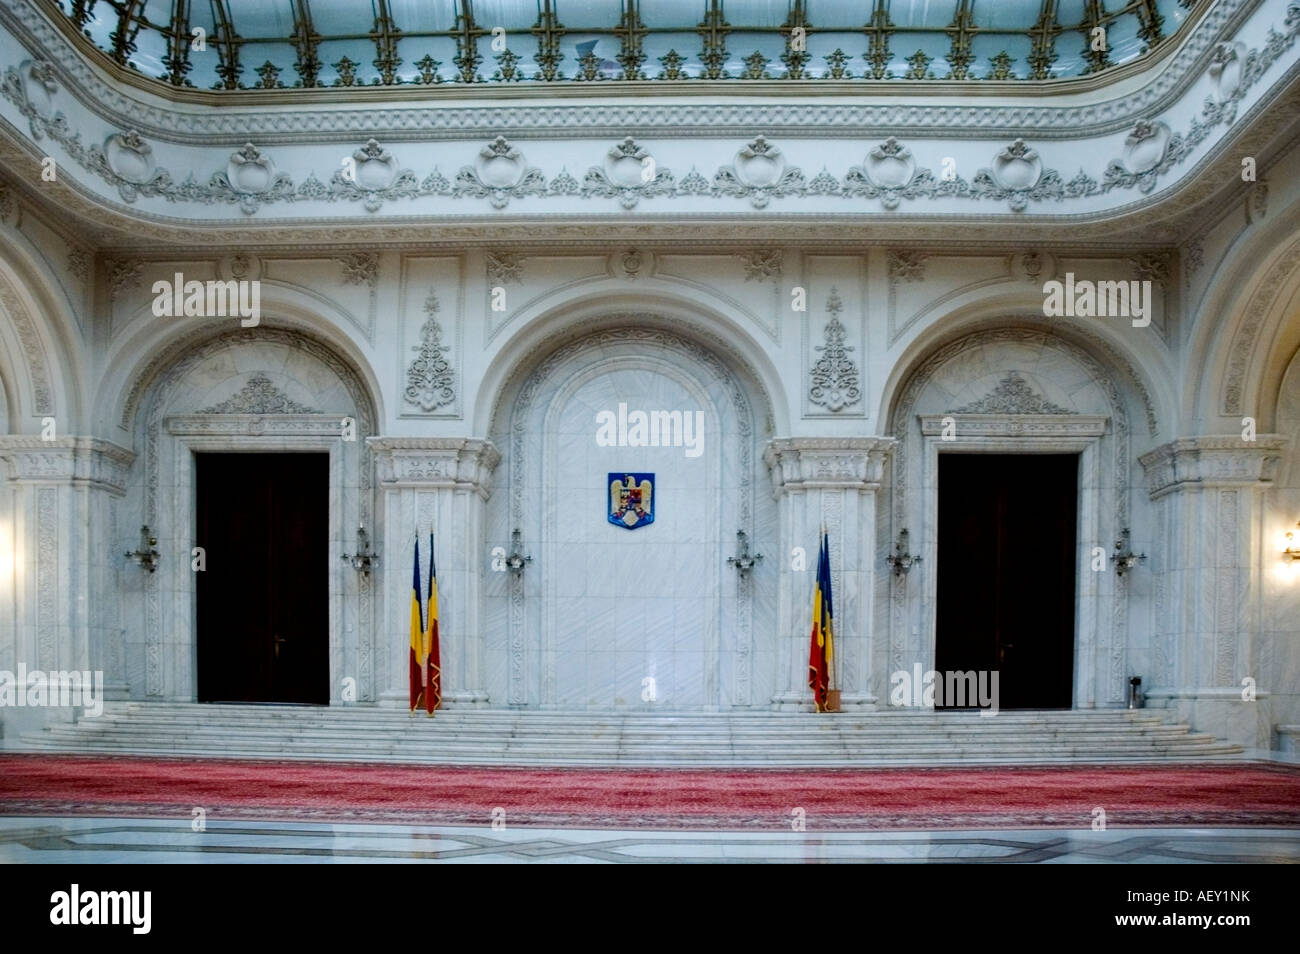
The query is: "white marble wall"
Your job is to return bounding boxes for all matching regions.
[484,325,777,710]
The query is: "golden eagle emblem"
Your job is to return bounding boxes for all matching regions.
[608,473,654,530]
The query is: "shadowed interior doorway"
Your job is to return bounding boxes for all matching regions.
[935,453,1078,709]
[196,452,329,704]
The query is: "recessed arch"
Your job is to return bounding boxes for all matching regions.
[475,287,787,439]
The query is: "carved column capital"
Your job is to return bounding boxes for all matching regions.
[763,437,895,495]
[367,437,500,496]
[0,437,135,494]
[1139,435,1287,499]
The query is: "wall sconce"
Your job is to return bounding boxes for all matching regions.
[1284,522,1300,563]
[341,523,379,575]
[1113,528,1146,576]
[726,530,763,575]
[886,528,920,576]
[505,528,532,575]
[124,525,159,573]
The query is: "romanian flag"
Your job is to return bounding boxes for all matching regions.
[808,530,834,712]
[424,533,442,714]
[409,539,425,713]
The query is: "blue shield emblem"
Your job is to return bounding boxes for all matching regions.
[608,473,654,530]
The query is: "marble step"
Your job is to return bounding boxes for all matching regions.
[15,702,1245,766]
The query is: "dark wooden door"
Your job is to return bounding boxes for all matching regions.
[935,453,1077,709]
[196,453,329,704]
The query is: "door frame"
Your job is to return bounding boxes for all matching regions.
[159,415,364,704]
[918,414,1109,710]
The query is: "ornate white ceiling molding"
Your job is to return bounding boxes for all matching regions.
[0,0,1271,143]
[0,0,1295,236]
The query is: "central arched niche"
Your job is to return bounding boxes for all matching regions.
[485,321,777,710]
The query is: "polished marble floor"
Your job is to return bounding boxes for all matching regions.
[0,816,1296,863]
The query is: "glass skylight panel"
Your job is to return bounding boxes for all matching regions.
[641,0,708,28]
[975,0,1048,32]
[130,26,169,79]
[887,0,957,30]
[1105,13,1145,66]
[229,3,295,41]
[472,0,543,32]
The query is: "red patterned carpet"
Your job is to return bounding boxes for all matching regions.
[1,755,1297,830]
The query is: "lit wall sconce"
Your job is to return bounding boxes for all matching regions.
[1284,522,1300,563]
[341,523,379,575]
[886,528,920,576]
[726,530,763,575]
[1113,528,1146,576]
[505,528,532,575]
[124,525,159,573]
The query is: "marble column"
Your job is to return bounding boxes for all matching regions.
[0,437,134,733]
[1139,435,1287,748]
[368,437,500,708]
[763,437,895,710]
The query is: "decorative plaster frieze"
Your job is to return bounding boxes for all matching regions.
[807,288,861,413]
[951,371,1076,414]
[453,137,545,209]
[367,437,500,495]
[1140,435,1288,498]
[403,291,456,413]
[581,137,675,209]
[0,268,53,413]
[0,436,134,492]
[167,415,343,437]
[920,415,1107,438]
[65,244,88,280]
[6,0,1300,227]
[198,372,318,414]
[337,251,379,287]
[485,251,523,284]
[763,437,895,494]
[887,250,927,284]
[107,258,142,299]
[1129,251,1173,288]
[712,137,806,209]
[740,249,782,281]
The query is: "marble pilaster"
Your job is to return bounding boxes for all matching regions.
[1139,436,1288,748]
[368,437,500,708]
[763,437,894,710]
